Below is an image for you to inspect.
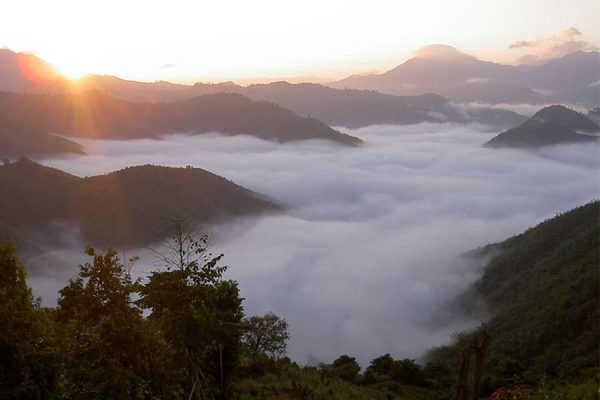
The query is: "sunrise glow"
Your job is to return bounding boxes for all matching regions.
[1,0,598,83]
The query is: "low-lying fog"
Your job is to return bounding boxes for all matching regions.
[29,123,599,365]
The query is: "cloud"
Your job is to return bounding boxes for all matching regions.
[30,125,600,366]
[510,27,598,63]
[160,62,177,69]
[589,80,600,88]
[464,77,489,85]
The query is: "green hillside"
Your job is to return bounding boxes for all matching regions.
[0,158,279,248]
[428,201,600,398]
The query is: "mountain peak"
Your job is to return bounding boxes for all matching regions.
[533,105,600,133]
[486,104,599,148]
[413,44,476,62]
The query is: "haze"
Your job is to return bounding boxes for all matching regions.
[30,124,599,364]
[2,0,599,82]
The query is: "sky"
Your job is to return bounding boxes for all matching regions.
[2,0,599,83]
[30,123,600,364]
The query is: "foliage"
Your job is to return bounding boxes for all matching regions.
[330,355,361,383]
[242,312,289,358]
[0,201,597,399]
[428,201,600,397]
[138,224,244,399]
[55,246,170,399]
[0,243,59,399]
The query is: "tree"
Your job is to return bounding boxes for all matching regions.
[366,354,395,377]
[56,246,168,400]
[331,355,361,383]
[0,243,59,399]
[139,223,244,399]
[242,312,289,358]
[391,359,426,386]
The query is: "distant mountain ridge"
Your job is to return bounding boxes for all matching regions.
[0,158,280,248]
[0,49,526,130]
[75,79,526,128]
[330,45,600,107]
[0,90,361,157]
[486,105,599,148]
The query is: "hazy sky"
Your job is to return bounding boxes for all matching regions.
[2,0,599,82]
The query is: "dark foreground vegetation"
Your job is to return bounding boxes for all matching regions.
[1,201,598,399]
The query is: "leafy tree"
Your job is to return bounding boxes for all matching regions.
[55,246,168,400]
[139,223,244,399]
[242,312,289,358]
[331,355,361,383]
[367,354,396,377]
[391,359,426,385]
[0,243,59,400]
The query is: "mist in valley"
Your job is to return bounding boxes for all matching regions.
[28,123,599,365]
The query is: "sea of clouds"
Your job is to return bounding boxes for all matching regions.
[29,122,599,365]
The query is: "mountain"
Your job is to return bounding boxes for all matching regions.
[0,117,84,158]
[330,45,600,107]
[428,201,599,395]
[0,158,280,248]
[199,81,526,128]
[79,78,526,128]
[0,90,361,155]
[0,49,66,92]
[0,49,525,129]
[486,105,599,148]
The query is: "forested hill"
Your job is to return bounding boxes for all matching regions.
[0,158,280,247]
[0,90,361,157]
[486,105,599,148]
[428,201,599,397]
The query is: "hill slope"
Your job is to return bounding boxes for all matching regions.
[486,105,599,148]
[0,158,280,247]
[428,201,600,395]
[0,118,84,157]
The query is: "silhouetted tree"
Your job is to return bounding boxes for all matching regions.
[139,223,244,399]
[391,359,426,386]
[56,246,167,399]
[242,312,289,358]
[331,355,361,383]
[366,353,395,377]
[0,243,59,399]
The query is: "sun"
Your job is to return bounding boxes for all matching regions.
[54,62,89,81]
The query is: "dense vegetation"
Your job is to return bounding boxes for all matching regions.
[0,200,597,399]
[428,201,600,399]
[0,201,600,400]
[0,158,279,248]
[486,105,599,148]
[0,227,454,400]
